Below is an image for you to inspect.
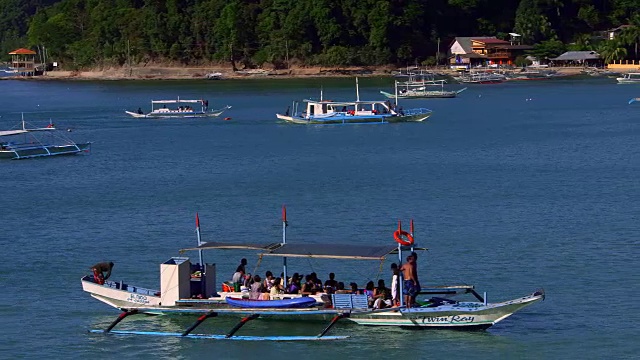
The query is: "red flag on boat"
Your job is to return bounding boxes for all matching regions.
[282,205,287,222]
[196,213,200,230]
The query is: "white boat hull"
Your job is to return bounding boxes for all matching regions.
[276,110,432,125]
[82,277,543,329]
[125,106,231,119]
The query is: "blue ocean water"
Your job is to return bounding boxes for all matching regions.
[0,76,638,359]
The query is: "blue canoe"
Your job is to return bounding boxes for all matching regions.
[225,297,317,309]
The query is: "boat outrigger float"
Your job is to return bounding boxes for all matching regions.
[82,207,545,341]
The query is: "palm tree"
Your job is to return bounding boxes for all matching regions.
[599,40,628,64]
[620,15,640,59]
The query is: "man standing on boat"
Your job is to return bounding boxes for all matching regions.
[400,255,420,308]
[90,261,114,285]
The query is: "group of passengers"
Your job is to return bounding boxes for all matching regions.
[228,255,420,308]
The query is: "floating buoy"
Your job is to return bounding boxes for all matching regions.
[223,117,232,121]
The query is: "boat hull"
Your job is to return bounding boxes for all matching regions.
[125,106,231,119]
[379,90,463,99]
[348,292,544,328]
[82,278,542,329]
[0,142,91,159]
[276,110,432,125]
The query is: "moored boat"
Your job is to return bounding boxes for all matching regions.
[616,73,640,84]
[126,98,231,119]
[276,78,432,124]
[81,208,545,340]
[0,116,91,160]
[380,80,467,99]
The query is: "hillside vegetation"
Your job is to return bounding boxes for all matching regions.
[1,0,640,68]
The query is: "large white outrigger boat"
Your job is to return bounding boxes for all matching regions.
[126,98,231,119]
[82,207,544,341]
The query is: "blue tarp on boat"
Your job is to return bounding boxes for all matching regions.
[225,297,317,309]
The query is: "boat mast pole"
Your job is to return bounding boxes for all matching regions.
[196,213,204,267]
[356,77,360,102]
[195,213,206,297]
[282,205,288,288]
[410,219,415,253]
[394,81,399,108]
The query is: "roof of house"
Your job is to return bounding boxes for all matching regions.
[607,25,632,32]
[473,38,510,45]
[549,51,600,61]
[9,48,36,55]
[451,37,497,53]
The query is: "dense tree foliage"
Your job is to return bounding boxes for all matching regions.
[1,0,640,68]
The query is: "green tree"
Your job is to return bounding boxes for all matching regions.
[599,39,628,64]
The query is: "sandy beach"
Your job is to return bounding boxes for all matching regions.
[0,63,591,81]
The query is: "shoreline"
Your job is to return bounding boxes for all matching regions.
[1,65,590,81]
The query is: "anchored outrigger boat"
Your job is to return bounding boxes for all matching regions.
[0,116,91,160]
[82,207,544,341]
[380,80,467,99]
[276,78,432,124]
[125,98,231,119]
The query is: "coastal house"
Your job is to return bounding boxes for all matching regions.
[598,25,632,40]
[549,51,602,67]
[8,48,37,76]
[449,37,533,68]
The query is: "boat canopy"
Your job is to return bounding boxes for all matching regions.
[152,99,203,104]
[263,243,397,260]
[182,241,416,260]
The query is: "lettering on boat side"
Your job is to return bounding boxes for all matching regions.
[126,293,150,305]
[420,315,475,324]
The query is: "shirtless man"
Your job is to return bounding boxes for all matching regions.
[400,255,420,308]
[90,261,114,285]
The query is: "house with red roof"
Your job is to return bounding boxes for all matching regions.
[8,48,37,76]
[449,37,533,68]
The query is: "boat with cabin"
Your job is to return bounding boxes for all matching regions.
[276,78,432,124]
[81,207,545,341]
[0,116,91,160]
[380,80,467,99]
[616,73,640,84]
[126,98,231,119]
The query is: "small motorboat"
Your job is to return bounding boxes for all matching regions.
[225,296,317,309]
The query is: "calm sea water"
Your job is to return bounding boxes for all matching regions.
[0,76,638,359]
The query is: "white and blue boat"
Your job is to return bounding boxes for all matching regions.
[81,208,544,341]
[276,78,432,124]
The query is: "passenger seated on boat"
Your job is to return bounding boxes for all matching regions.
[286,273,301,294]
[364,281,375,307]
[249,275,265,300]
[310,272,323,293]
[349,282,360,294]
[136,107,143,114]
[324,273,338,292]
[373,279,392,309]
[270,277,284,297]
[301,275,318,295]
[263,271,275,291]
[335,282,350,294]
